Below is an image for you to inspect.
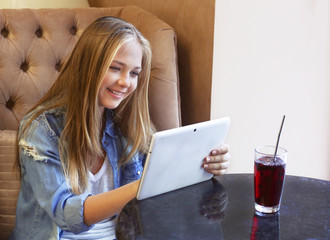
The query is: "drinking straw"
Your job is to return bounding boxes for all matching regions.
[274,115,286,161]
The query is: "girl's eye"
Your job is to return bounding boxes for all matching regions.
[110,66,120,71]
[130,71,140,77]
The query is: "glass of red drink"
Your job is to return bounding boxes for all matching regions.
[254,145,287,214]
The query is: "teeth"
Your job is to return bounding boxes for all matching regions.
[108,89,123,95]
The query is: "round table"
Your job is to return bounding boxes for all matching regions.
[116,174,329,239]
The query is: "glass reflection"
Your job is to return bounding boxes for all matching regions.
[250,212,280,240]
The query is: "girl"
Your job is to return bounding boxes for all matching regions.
[10,17,230,240]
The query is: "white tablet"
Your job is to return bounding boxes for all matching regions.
[136,117,230,200]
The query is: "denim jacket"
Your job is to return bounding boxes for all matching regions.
[10,107,145,240]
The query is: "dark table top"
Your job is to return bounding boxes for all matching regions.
[116,174,330,240]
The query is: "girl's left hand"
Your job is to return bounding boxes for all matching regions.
[202,144,230,175]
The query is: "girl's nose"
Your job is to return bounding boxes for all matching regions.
[118,72,131,87]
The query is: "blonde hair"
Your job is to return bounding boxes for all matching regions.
[18,17,153,194]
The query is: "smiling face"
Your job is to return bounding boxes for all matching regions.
[98,39,143,115]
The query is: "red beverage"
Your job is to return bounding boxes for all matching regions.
[254,156,286,208]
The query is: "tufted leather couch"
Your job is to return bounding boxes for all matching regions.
[0,6,181,239]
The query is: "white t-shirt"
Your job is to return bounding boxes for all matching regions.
[61,157,116,240]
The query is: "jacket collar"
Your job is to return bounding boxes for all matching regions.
[104,109,119,138]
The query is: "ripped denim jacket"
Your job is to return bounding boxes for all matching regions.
[10,107,145,240]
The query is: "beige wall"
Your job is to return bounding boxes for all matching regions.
[0,0,89,8]
[88,0,215,126]
[212,0,330,180]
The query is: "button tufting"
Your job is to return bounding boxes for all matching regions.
[20,61,29,72]
[1,27,9,38]
[55,61,62,72]
[6,99,14,110]
[35,27,43,38]
[70,26,77,35]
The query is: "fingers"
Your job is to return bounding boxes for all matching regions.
[203,162,229,175]
[204,160,230,170]
[211,144,229,155]
[205,152,231,164]
[205,149,231,166]
[203,144,231,175]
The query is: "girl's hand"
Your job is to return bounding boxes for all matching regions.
[202,144,230,175]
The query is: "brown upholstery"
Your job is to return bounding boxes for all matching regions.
[0,7,181,131]
[0,7,181,239]
[0,131,18,239]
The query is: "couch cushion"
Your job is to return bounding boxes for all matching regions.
[0,130,19,239]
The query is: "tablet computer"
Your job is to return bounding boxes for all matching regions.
[136,117,230,200]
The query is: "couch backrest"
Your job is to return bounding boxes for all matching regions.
[0,7,181,239]
[0,7,181,131]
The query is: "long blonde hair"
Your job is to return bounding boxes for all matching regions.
[18,17,153,194]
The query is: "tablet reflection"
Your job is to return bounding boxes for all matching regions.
[116,178,228,240]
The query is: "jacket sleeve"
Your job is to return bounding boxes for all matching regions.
[18,117,93,234]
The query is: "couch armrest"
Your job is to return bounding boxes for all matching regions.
[0,130,19,239]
